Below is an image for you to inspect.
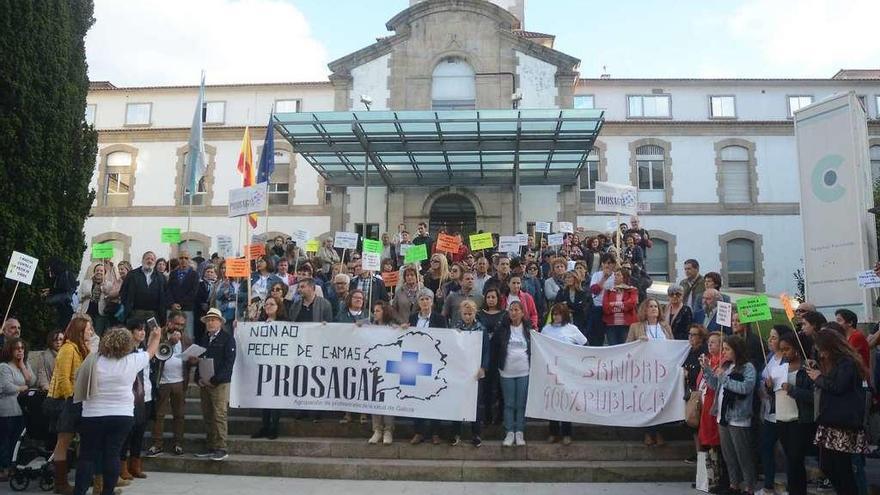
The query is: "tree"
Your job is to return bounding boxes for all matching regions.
[0,1,98,345]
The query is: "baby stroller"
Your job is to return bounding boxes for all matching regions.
[9,389,54,491]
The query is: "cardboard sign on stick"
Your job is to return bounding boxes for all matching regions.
[5,251,38,285]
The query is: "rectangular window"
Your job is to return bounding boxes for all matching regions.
[709,96,736,118]
[578,159,599,191]
[354,223,380,244]
[275,99,301,113]
[85,104,96,126]
[324,187,332,205]
[637,160,664,190]
[106,173,131,195]
[202,101,225,124]
[183,176,207,206]
[787,95,814,117]
[574,95,595,109]
[628,95,671,118]
[268,160,289,205]
[125,103,151,125]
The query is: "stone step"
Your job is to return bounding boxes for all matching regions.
[143,453,695,482]
[152,434,692,462]
[161,415,692,441]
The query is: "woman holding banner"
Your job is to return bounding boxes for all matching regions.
[405,288,448,445]
[478,288,506,425]
[251,296,289,440]
[494,301,532,447]
[392,266,422,321]
[664,285,693,341]
[602,266,637,346]
[627,298,673,447]
[541,303,587,445]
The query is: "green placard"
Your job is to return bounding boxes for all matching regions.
[305,239,319,253]
[404,243,428,264]
[469,232,494,251]
[91,243,114,260]
[161,227,181,244]
[736,295,772,323]
[362,238,382,254]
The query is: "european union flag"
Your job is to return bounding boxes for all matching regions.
[256,113,275,184]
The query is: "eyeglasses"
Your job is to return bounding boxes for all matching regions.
[431,260,440,263]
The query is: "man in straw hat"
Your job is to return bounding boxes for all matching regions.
[193,308,236,461]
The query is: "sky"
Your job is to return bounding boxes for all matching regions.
[85,0,880,86]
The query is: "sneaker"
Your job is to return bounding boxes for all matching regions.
[368,430,382,445]
[194,450,215,458]
[382,430,393,445]
[144,446,163,457]
[172,446,184,456]
[816,478,833,491]
[339,413,351,424]
[514,431,526,446]
[561,436,572,446]
[210,449,228,461]
[410,434,424,445]
[502,432,515,447]
[450,435,461,446]
[471,436,482,448]
[359,414,368,424]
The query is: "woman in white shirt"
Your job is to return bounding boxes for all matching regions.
[71,325,160,495]
[541,303,587,445]
[493,301,533,447]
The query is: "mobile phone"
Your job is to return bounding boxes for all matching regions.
[146,317,159,332]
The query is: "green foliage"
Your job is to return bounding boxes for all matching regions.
[0,1,97,345]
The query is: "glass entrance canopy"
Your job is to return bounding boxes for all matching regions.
[273,108,604,189]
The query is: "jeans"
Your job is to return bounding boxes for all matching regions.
[549,421,571,437]
[482,367,502,423]
[260,410,280,434]
[414,418,442,437]
[719,424,756,490]
[854,453,867,495]
[121,402,147,459]
[0,415,24,470]
[820,447,857,495]
[586,306,605,346]
[760,420,778,490]
[500,375,529,433]
[777,421,809,495]
[73,416,134,495]
[605,325,628,346]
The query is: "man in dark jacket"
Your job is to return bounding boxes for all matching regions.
[122,251,167,325]
[167,250,199,339]
[288,278,334,322]
[194,308,235,461]
[350,263,388,303]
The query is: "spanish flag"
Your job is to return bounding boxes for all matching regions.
[236,127,258,227]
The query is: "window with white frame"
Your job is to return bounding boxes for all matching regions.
[275,99,301,113]
[431,57,476,111]
[787,95,814,117]
[710,96,736,118]
[719,145,751,203]
[181,152,207,206]
[125,103,151,125]
[578,152,600,191]
[636,144,666,202]
[645,238,669,282]
[574,95,595,109]
[870,145,880,183]
[202,101,225,124]
[268,150,291,205]
[104,151,132,207]
[726,238,756,288]
[627,95,671,118]
[84,104,96,126]
[876,96,880,118]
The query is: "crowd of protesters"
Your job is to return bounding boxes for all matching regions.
[2,216,879,495]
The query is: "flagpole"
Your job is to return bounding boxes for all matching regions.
[186,196,193,253]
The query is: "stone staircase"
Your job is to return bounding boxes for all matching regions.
[142,387,697,482]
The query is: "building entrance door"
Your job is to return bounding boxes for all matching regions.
[429,193,476,236]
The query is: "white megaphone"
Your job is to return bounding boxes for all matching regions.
[156,343,174,361]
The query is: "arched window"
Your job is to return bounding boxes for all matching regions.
[636,144,666,203]
[870,145,880,183]
[431,57,475,111]
[645,238,670,282]
[719,145,751,203]
[726,238,756,289]
[104,151,132,207]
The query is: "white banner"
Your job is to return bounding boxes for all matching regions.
[216,235,234,258]
[547,232,565,246]
[230,322,482,421]
[516,233,529,246]
[595,181,638,216]
[5,251,38,285]
[535,221,551,234]
[333,232,359,250]
[526,332,689,427]
[498,236,519,254]
[293,229,311,245]
[362,252,381,271]
[716,301,732,327]
[556,221,574,234]
[228,182,268,218]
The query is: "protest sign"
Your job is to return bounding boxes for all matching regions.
[556,221,574,234]
[216,235,234,258]
[737,295,772,323]
[547,233,565,246]
[91,243,114,260]
[247,243,266,258]
[362,238,382,254]
[305,240,320,253]
[382,271,399,288]
[230,322,482,421]
[5,251,38,285]
[334,232,359,250]
[857,270,880,289]
[224,258,250,278]
[404,244,428,264]
[362,252,381,271]
[595,181,638,216]
[516,233,529,246]
[251,233,268,244]
[526,332,690,427]
[468,232,494,251]
[780,293,796,320]
[161,228,181,244]
[435,233,461,253]
[716,301,732,328]
[605,219,619,232]
[535,222,551,234]
[293,229,311,246]
[498,236,519,254]
[228,182,268,218]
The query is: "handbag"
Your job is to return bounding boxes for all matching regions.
[686,390,702,428]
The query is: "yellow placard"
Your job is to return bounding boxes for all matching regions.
[469,232,494,251]
[305,239,319,253]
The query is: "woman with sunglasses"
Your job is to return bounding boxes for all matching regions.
[209,261,239,335]
[423,255,450,311]
[665,285,693,340]
[251,296,289,439]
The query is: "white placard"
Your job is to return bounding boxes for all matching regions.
[526,332,690,427]
[547,233,565,246]
[293,229,311,246]
[556,221,574,234]
[216,235,234,258]
[857,270,880,288]
[230,322,482,421]
[595,181,638,216]
[251,233,268,244]
[228,182,268,218]
[362,252,381,271]
[716,301,732,328]
[498,236,520,253]
[606,219,619,232]
[516,233,529,246]
[398,243,413,255]
[5,251,38,285]
[535,221,551,234]
[334,232,359,250]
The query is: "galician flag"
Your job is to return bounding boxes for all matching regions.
[184,71,207,200]
[256,113,275,185]
[236,127,258,227]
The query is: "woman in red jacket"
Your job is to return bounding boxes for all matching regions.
[602,266,638,345]
[501,275,539,329]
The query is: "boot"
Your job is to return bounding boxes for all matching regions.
[129,458,147,479]
[53,460,73,495]
[118,459,133,481]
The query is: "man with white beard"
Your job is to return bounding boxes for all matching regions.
[121,251,168,324]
